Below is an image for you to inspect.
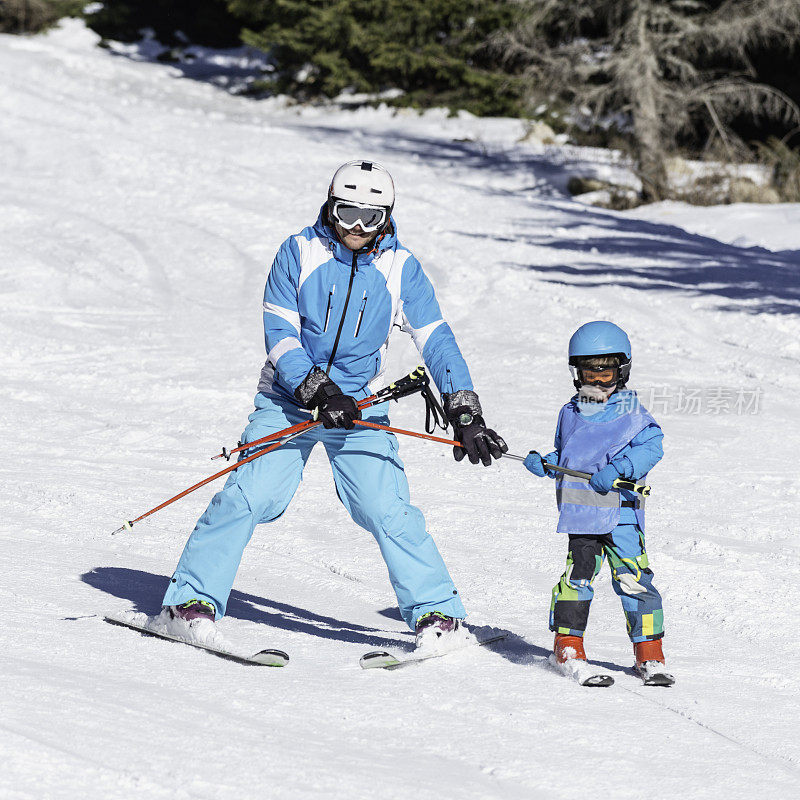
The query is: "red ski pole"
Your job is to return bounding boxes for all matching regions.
[353,420,652,495]
[210,366,432,461]
[211,394,375,461]
[111,426,312,535]
[113,368,434,534]
[354,419,459,448]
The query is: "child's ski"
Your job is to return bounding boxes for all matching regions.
[360,634,507,670]
[104,615,289,667]
[636,662,675,686]
[550,654,615,687]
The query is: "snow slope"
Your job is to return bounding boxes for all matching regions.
[2,20,799,800]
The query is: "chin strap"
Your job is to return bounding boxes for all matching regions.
[366,224,391,255]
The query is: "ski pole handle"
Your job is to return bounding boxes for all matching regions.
[612,478,651,497]
[501,453,651,496]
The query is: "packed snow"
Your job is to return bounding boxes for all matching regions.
[2,19,800,800]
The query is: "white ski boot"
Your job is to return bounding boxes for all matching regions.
[414,611,471,655]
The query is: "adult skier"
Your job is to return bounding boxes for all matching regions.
[160,160,507,649]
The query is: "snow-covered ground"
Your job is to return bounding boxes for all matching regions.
[2,20,800,800]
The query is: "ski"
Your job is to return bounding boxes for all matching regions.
[360,634,507,670]
[104,615,289,667]
[549,654,615,687]
[636,662,676,686]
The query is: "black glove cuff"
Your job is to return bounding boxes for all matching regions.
[442,389,482,423]
[295,367,342,409]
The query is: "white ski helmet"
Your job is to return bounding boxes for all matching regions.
[329,160,395,207]
[327,160,395,234]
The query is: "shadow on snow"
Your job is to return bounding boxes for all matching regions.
[452,199,800,315]
[288,126,800,315]
[490,631,638,678]
[84,568,643,672]
[82,566,407,649]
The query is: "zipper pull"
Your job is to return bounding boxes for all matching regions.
[323,286,336,332]
[354,291,368,337]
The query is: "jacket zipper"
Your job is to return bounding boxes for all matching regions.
[323,286,336,332]
[354,291,367,337]
[325,250,358,374]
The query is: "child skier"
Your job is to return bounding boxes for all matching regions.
[524,321,674,685]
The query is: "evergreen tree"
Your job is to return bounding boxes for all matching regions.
[86,0,241,48]
[228,0,523,115]
[504,0,800,201]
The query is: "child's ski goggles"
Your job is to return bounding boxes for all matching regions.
[330,200,388,232]
[570,365,619,388]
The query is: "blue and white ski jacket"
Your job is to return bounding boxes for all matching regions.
[257,206,473,403]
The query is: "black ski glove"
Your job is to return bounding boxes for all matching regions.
[443,390,507,467]
[295,367,362,430]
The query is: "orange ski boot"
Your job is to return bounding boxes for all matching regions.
[553,634,613,687]
[634,639,675,686]
[554,633,587,663]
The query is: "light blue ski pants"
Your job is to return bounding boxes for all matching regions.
[162,393,466,629]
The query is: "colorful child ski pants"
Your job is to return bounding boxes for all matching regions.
[162,393,466,630]
[550,524,664,643]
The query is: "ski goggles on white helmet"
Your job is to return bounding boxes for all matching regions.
[330,199,388,233]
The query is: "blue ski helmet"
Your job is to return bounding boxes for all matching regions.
[568,321,632,389]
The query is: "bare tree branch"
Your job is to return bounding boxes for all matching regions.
[501,0,800,201]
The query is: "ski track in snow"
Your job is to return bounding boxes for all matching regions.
[2,19,800,800]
